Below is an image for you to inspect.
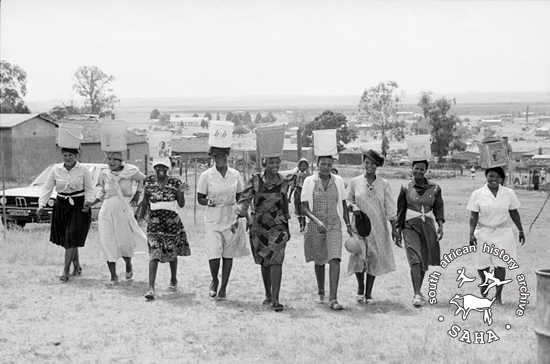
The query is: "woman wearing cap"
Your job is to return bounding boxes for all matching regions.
[138,158,190,300]
[347,149,399,304]
[89,151,146,284]
[197,147,248,300]
[396,160,445,307]
[301,155,351,310]
[237,156,292,312]
[288,158,311,232]
[467,166,525,304]
[38,147,94,282]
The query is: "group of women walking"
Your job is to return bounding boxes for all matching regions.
[39,144,527,312]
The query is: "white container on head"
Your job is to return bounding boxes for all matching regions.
[100,121,127,152]
[208,120,233,148]
[57,124,83,149]
[406,134,432,161]
[313,129,338,157]
[256,125,285,158]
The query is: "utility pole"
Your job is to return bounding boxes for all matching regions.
[526,105,529,124]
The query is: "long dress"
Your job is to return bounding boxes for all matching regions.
[39,163,94,248]
[239,173,291,267]
[302,174,344,265]
[347,176,397,276]
[144,175,190,263]
[96,164,147,262]
[396,179,445,271]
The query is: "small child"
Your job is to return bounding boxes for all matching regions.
[288,158,311,232]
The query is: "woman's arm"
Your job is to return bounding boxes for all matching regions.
[509,209,526,245]
[176,181,185,208]
[136,188,150,221]
[469,211,479,245]
[396,187,407,230]
[433,186,445,240]
[301,201,327,233]
[38,168,56,209]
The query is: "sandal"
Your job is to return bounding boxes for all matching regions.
[329,300,343,311]
[316,294,326,304]
[209,280,218,298]
[59,275,69,283]
[72,267,82,276]
[168,281,178,292]
[412,294,423,308]
[272,303,284,312]
[125,271,133,280]
[145,289,155,301]
[356,295,366,304]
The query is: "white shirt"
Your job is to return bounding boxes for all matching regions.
[467,184,520,229]
[39,162,95,208]
[301,173,347,218]
[197,166,244,231]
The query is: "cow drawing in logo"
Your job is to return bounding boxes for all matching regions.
[449,294,496,326]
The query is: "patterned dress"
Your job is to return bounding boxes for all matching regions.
[239,173,291,267]
[144,175,190,263]
[397,179,444,271]
[303,176,342,265]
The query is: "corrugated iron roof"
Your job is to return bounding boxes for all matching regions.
[58,119,146,144]
[0,113,57,128]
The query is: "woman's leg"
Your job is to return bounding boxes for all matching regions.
[355,272,365,296]
[148,259,159,290]
[494,266,506,304]
[365,274,376,300]
[411,263,423,296]
[107,262,117,281]
[217,258,233,298]
[61,248,74,281]
[315,264,325,297]
[328,259,340,302]
[209,258,220,296]
[270,264,283,308]
[72,248,81,274]
[123,256,133,279]
[169,259,178,286]
[261,265,272,303]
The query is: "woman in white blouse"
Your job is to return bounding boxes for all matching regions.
[87,151,146,285]
[38,148,95,282]
[467,166,525,304]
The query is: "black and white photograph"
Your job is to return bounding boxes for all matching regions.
[1,0,550,362]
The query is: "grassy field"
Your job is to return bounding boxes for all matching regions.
[0,173,548,363]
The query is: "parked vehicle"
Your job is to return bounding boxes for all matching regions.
[0,163,106,228]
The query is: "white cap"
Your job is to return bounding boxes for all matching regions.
[152,157,171,169]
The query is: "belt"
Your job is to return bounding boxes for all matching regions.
[57,190,84,206]
[406,207,435,223]
[150,200,179,212]
[478,221,511,231]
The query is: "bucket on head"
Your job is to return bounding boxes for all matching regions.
[406,134,432,161]
[479,140,508,169]
[313,129,337,157]
[256,125,285,158]
[100,121,127,152]
[536,269,550,364]
[57,124,83,149]
[209,120,233,148]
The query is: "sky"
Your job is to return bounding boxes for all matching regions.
[1,0,550,102]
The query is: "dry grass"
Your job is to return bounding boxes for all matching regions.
[0,174,548,363]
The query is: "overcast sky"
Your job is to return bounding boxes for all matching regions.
[1,0,549,102]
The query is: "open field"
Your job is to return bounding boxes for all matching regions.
[1,173,549,363]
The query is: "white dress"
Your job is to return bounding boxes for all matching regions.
[96,164,147,262]
[466,184,521,267]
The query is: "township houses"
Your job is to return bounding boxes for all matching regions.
[0,113,148,182]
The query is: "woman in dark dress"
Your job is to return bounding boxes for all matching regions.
[237,156,292,312]
[139,158,190,300]
[396,160,444,307]
[38,148,94,282]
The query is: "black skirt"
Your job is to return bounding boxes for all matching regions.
[50,194,91,248]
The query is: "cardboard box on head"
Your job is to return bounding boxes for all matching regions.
[406,134,432,161]
[256,125,285,158]
[479,139,509,169]
[313,129,337,157]
[209,120,233,148]
[100,121,127,152]
[57,124,83,149]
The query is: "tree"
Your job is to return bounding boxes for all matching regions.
[159,113,170,125]
[192,112,199,117]
[204,112,212,121]
[231,113,241,126]
[418,92,463,157]
[216,112,221,121]
[49,103,85,121]
[358,81,401,156]
[233,125,249,135]
[254,112,262,124]
[150,109,161,119]
[242,111,252,126]
[73,65,118,114]
[261,111,277,124]
[301,110,358,152]
[200,119,209,129]
[0,60,30,113]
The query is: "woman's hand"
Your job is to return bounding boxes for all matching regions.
[317,221,328,234]
[178,182,188,192]
[519,231,526,246]
[129,191,141,207]
[437,224,444,241]
[207,199,216,207]
[346,224,353,237]
[393,227,403,248]
[469,233,477,246]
